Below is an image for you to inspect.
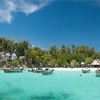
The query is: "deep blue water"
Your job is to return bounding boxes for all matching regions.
[0,70,100,100]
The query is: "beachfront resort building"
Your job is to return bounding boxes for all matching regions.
[0,52,17,66]
[91,59,100,67]
[80,61,85,67]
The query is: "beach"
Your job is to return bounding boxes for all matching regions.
[41,68,97,71]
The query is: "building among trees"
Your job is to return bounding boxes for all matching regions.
[91,59,100,67]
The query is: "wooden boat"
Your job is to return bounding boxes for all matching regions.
[32,67,42,73]
[42,68,54,75]
[4,68,22,73]
[28,68,33,72]
[96,68,100,77]
[82,68,91,73]
[33,69,42,73]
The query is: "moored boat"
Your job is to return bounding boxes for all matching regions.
[42,68,54,75]
[96,68,100,77]
[82,68,91,73]
[32,67,42,73]
[28,68,33,72]
[4,68,23,73]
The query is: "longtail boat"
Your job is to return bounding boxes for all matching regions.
[82,68,91,73]
[32,67,42,73]
[28,68,33,72]
[4,68,22,73]
[42,68,54,75]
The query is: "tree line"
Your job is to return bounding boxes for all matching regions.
[0,37,99,67]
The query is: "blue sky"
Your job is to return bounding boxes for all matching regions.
[0,0,100,51]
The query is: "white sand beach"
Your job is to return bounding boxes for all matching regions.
[42,68,98,71]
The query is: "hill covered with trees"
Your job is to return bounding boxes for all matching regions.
[0,37,99,67]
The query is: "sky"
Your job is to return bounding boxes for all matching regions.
[0,0,100,51]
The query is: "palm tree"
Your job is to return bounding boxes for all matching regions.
[72,44,75,54]
[76,46,79,54]
[85,46,89,58]
[66,47,71,54]
[60,44,66,54]
[0,39,2,51]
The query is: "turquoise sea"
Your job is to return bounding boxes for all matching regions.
[0,70,100,100]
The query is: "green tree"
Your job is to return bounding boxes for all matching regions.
[58,53,67,67]
[70,59,78,66]
[50,59,57,67]
[77,53,85,63]
[72,44,75,54]
[79,45,85,54]
[14,40,29,56]
[24,47,32,65]
[30,46,43,64]
[8,60,19,66]
[67,53,77,63]
[76,46,79,54]
[66,46,71,54]
[43,54,52,65]
[85,57,93,65]
[49,45,58,59]
[60,44,66,54]
[90,46,95,58]
[85,46,89,57]
[1,37,7,51]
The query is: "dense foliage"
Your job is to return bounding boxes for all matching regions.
[0,37,100,67]
[8,60,19,66]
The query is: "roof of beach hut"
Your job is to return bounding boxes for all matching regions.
[81,61,85,65]
[1,54,4,58]
[1,58,5,61]
[11,53,16,57]
[6,53,10,57]
[91,59,100,66]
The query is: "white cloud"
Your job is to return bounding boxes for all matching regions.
[0,0,16,23]
[94,1,100,6]
[0,0,52,23]
[0,0,99,23]
[86,0,100,7]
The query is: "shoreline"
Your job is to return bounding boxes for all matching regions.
[40,68,97,71]
[0,68,98,71]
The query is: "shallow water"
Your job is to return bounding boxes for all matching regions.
[0,70,100,100]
